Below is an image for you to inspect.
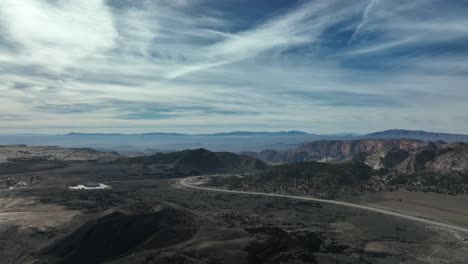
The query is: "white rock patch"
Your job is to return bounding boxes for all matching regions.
[69,183,111,190]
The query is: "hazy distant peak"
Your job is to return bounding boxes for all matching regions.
[365,129,468,143]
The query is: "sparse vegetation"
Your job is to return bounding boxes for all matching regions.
[207,159,468,198]
[208,161,374,199]
[1,144,468,264]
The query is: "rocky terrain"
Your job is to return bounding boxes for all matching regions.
[0,148,267,191]
[0,145,467,263]
[426,144,468,174]
[0,146,120,190]
[245,139,446,167]
[2,162,466,264]
[246,139,468,178]
[0,145,120,162]
[205,159,468,199]
[208,141,468,198]
[209,141,468,198]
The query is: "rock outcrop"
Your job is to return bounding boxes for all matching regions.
[247,139,444,170]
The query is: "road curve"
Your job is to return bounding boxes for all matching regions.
[179,176,468,233]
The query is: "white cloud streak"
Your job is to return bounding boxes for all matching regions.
[348,0,379,43]
[0,0,117,71]
[0,0,467,134]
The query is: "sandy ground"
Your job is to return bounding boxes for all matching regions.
[359,189,468,229]
[0,196,79,230]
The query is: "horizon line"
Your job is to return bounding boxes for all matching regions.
[0,129,467,137]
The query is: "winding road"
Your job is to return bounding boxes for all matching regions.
[180,176,468,233]
[6,165,468,234]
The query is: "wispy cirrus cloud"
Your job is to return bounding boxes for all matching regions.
[348,0,379,43]
[0,0,467,134]
[343,0,468,56]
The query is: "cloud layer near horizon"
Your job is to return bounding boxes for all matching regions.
[0,0,467,134]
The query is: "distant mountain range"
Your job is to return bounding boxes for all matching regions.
[66,131,314,137]
[364,129,468,142]
[0,129,467,153]
[57,129,468,144]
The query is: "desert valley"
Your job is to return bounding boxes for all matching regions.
[1,1,468,263]
[1,130,467,263]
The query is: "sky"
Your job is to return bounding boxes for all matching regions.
[0,0,467,134]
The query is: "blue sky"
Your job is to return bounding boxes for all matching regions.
[0,0,467,134]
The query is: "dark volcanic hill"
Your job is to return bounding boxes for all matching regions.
[118,148,268,177]
[30,201,198,264]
